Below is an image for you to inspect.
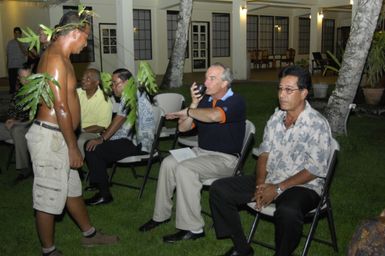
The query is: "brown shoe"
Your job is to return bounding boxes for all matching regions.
[81,230,119,247]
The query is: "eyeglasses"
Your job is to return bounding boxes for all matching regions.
[278,87,302,95]
[112,80,123,86]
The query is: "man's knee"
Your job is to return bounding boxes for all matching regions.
[275,204,303,223]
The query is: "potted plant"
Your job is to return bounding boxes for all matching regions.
[358,4,385,105]
[362,30,385,105]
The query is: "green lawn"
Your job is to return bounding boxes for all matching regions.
[1,82,384,255]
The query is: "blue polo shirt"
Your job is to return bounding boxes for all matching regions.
[195,88,246,155]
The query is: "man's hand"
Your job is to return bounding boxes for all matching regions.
[190,82,204,105]
[165,108,188,120]
[5,118,16,130]
[68,147,83,169]
[255,183,277,210]
[86,137,103,151]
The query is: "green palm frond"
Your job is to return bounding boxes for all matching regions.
[18,27,40,53]
[136,61,159,95]
[122,77,138,126]
[100,72,112,95]
[39,24,54,42]
[16,73,60,120]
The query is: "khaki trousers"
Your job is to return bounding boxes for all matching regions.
[153,147,237,231]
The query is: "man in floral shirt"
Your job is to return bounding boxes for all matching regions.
[209,65,332,256]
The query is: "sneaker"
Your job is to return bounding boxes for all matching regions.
[81,230,119,247]
[138,218,170,232]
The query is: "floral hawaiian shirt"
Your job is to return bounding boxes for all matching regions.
[256,101,332,195]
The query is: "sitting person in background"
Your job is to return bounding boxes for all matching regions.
[0,63,32,182]
[84,68,155,206]
[139,63,246,243]
[209,65,332,256]
[77,68,112,157]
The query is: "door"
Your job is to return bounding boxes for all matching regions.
[99,23,117,73]
[191,22,209,72]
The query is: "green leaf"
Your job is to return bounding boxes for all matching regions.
[100,72,112,95]
[15,73,60,120]
[136,61,159,95]
[121,77,138,126]
[19,27,39,52]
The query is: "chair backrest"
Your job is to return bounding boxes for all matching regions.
[233,120,256,175]
[154,93,185,114]
[312,52,326,66]
[320,138,340,199]
[287,48,295,60]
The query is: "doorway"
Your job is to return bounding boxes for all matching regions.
[99,23,117,73]
[191,22,209,72]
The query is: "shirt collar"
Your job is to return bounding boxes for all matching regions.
[208,88,234,102]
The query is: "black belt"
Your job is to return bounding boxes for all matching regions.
[33,120,61,132]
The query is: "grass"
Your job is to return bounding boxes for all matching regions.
[1,81,385,255]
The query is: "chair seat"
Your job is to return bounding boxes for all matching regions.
[177,135,198,147]
[247,202,276,216]
[160,127,176,138]
[252,147,258,157]
[5,139,14,144]
[202,178,219,186]
[117,151,159,163]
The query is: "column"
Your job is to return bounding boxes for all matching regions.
[231,0,248,80]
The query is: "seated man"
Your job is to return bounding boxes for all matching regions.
[77,68,112,157]
[139,63,246,243]
[84,68,155,206]
[0,63,32,182]
[209,65,332,256]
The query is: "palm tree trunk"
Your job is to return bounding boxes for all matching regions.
[160,0,193,88]
[324,0,383,135]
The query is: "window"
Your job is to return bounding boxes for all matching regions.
[322,19,335,53]
[167,11,188,58]
[259,16,274,55]
[212,13,230,57]
[247,15,258,51]
[63,5,95,63]
[298,17,310,54]
[133,9,152,60]
[101,27,117,54]
[274,16,289,55]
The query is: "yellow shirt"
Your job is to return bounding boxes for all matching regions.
[77,87,113,129]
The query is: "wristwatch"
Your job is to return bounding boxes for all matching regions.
[276,184,283,195]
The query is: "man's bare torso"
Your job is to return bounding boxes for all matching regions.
[36,42,80,130]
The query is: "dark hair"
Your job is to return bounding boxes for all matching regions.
[113,68,132,82]
[14,27,21,33]
[55,11,89,37]
[278,65,312,91]
[18,62,32,72]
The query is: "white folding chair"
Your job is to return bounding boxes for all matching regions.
[201,120,256,217]
[109,106,165,199]
[247,138,340,256]
[153,93,185,148]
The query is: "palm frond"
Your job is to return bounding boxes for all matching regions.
[136,61,159,95]
[18,27,40,52]
[100,72,112,95]
[121,77,138,126]
[16,73,60,120]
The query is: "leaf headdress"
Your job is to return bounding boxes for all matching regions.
[16,5,97,119]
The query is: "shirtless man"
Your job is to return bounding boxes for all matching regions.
[25,11,118,256]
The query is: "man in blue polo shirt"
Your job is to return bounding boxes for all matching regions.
[139,63,246,243]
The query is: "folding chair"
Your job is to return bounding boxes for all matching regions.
[109,106,165,199]
[201,120,256,216]
[246,138,340,256]
[154,93,185,148]
[312,52,328,74]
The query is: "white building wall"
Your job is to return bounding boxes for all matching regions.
[0,0,353,79]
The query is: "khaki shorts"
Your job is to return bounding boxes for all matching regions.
[26,122,82,215]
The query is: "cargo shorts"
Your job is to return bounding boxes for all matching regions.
[26,121,82,215]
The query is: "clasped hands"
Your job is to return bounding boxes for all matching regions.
[254,183,278,210]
